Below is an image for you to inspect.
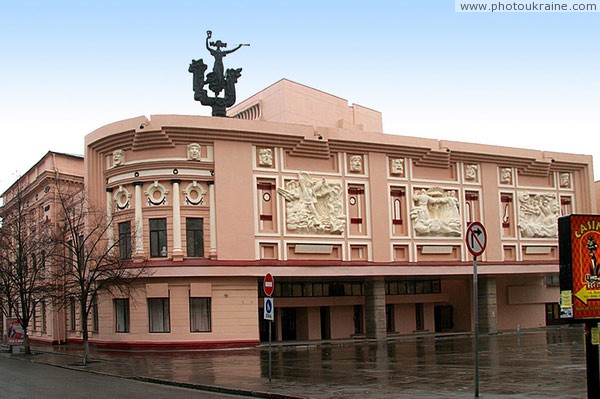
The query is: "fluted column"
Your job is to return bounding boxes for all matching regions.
[208,181,216,259]
[106,188,114,249]
[134,182,144,256]
[171,180,183,261]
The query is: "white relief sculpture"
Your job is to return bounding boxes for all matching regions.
[187,143,201,161]
[183,181,206,205]
[465,164,478,181]
[391,158,405,176]
[500,167,512,184]
[277,172,345,234]
[114,185,131,210]
[517,193,559,238]
[559,172,571,188]
[410,187,461,237]
[145,181,169,206]
[112,149,125,167]
[349,155,363,173]
[258,148,273,167]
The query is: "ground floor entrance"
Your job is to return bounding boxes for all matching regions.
[258,274,560,343]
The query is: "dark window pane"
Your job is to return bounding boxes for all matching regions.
[186,218,204,257]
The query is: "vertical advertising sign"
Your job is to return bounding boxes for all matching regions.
[559,215,600,319]
[6,318,24,345]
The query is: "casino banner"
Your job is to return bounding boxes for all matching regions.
[559,215,600,319]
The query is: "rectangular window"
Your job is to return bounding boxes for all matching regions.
[149,218,167,257]
[118,221,132,260]
[41,301,47,333]
[148,298,170,333]
[92,296,99,332]
[189,297,211,332]
[186,218,204,257]
[114,298,130,333]
[70,300,76,331]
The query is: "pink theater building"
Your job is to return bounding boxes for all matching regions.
[3,79,595,349]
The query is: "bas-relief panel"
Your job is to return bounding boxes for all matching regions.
[277,172,345,234]
[410,187,461,237]
[517,193,559,238]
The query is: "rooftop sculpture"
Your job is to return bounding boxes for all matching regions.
[189,30,249,117]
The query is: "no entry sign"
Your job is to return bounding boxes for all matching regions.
[263,273,274,297]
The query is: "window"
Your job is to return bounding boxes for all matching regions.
[189,297,211,332]
[149,218,167,257]
[148,298,170,333]
[118,221,131,260]
[41,301,47,333]
[186,218,204,257]
[70,300,76,331]
[92,296,99,332]
[114,298,130,333]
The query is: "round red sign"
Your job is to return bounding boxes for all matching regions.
[263,273,274,297]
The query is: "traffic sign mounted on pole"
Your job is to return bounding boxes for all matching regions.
[263,273,274,297]
[264,297,274,321]
[466,221,487,257]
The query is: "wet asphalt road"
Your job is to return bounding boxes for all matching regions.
[12,325,590,398]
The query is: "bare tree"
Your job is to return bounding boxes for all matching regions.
[0,182,54,354]
[51,182,146,365]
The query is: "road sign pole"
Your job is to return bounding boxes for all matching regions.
[473,255,479,398]
[268,319,272,382]
[585,321,600,398]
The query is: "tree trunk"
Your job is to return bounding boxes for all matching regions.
[23,328,31,354]
[81,300,90,366]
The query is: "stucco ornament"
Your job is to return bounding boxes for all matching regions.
[183,181,206,205]
[258,148,273,167]
[517,193,559,238]
[391,158,405,176]
[277,172,345,234]
[465,164,478,181]
[349,155,363,173]
[187,143,201,161]
[114,185,131,210]
[410,187,461,236]
[112,149,125,167]
[500,167,512,184]
[145,181,169,206]
[559,172,571,188]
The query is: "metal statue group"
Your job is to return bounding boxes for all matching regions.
[189,30,249,117]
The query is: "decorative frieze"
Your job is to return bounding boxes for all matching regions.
[277,171,345,234]
[410,187,461,237]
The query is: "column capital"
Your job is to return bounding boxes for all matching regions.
[133,181,143,187]
[207,180,215,186]
[106,187,114,193]
[170,179,182,185]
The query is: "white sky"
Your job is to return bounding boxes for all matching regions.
[1,1,598,194]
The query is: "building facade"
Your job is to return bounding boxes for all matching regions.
[0,151,84,344]
[3,80,596,349]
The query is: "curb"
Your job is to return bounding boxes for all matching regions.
[133,376,308,399]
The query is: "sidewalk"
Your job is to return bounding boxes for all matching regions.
[4,325,588,399]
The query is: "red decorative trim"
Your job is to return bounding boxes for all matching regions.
[500,195,513,203]
[85,339,260,351]
[392,219,403,225]
[348,187,364,195]
[561,198,571,205]
[259,215,272,221]
[390,190,405,197]
[257,182,274,190]
[350,217,363,224]
[465,193,479,201]
[502,222,510,228]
